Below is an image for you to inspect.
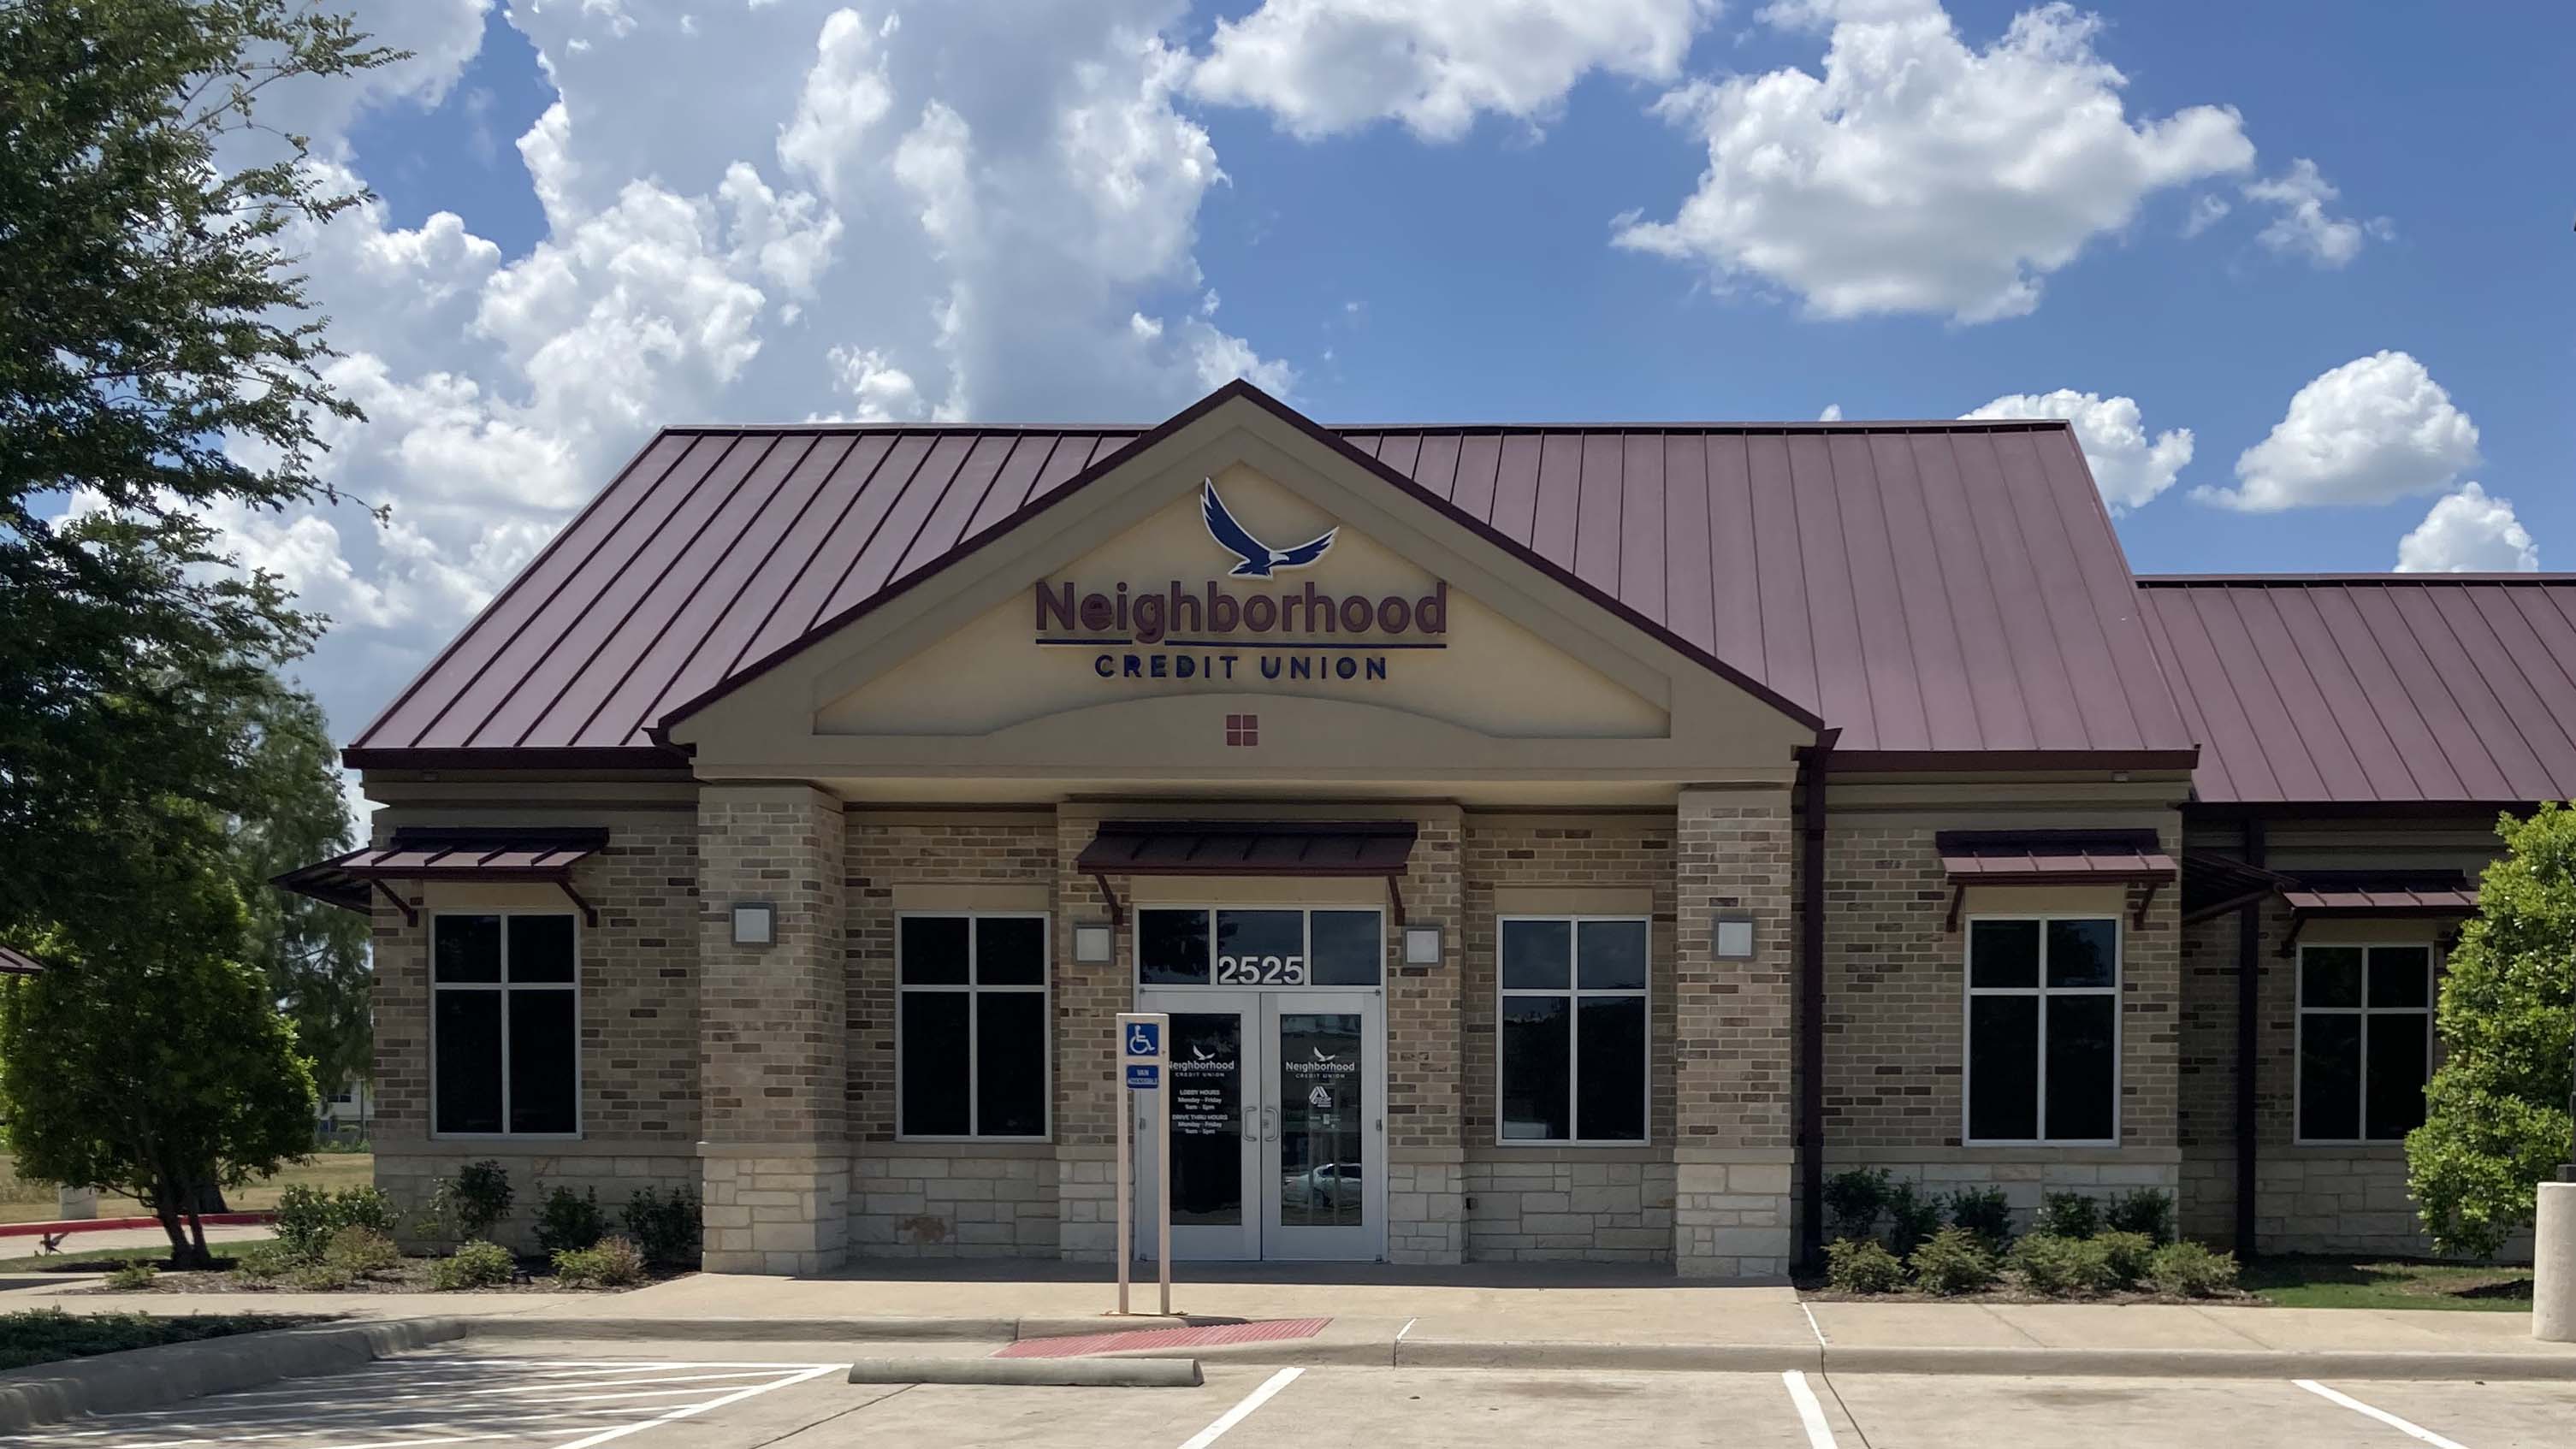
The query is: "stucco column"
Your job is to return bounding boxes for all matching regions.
[696,784,850,1275]
[1670,785,1797,1280]
[1386,807,1466,1263]
[2538,1181,2576,1342]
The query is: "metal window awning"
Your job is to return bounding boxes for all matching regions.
[274,828,610,926]
[0,946,44,978]
[2273,871,2478,955]
[1935,829,2178,931]
[1074,820,1419,924]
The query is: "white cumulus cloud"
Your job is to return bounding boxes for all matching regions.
[2197,350,2480,512]
[2395,483,2538,574]
[1191,0,1718,140]
[129,0,1296,754]
[2242,157,2389,268]
[1963,389,2193,512]
[1613,0,2256,322]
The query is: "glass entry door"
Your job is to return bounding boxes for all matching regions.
[1135,991,1384,1262]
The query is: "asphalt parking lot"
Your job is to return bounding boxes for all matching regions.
[22,1340,2576,1447]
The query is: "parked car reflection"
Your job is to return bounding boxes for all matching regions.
[1281,1161,1363,1210]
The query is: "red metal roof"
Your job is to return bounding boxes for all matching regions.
[1935,829,2177,884]
[2139,577,2576,806]
[2280,887,2478,914]
[1075,820,1419,878]
[351,382,2194,766]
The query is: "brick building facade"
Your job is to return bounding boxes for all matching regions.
[299,383,2574,1277]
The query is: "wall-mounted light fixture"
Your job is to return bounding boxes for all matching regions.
[1403,923,1444,967]
[1713,909,1756,960]
[731,902,776,947]
[1074,920,1115,964]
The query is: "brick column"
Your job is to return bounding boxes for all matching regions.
[697,784,850,1274]
[1387,807,1466,1263]
[1053,810,1123,1262]
[1671,785,1797,1279]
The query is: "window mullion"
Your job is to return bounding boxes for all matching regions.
[498,917,514,1134]
[966,920,980,1137]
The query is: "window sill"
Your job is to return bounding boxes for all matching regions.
[1492,1138,1652,1150]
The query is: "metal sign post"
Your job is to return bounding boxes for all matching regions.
[1115,1012,1170,1316]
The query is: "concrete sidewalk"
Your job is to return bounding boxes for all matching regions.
[3,1258,2570,1378]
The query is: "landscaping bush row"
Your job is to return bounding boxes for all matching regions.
[1819,1171,2235,1299]
[1823,1169,2176,1257]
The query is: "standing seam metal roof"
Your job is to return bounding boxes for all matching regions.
[2139,576,2576,806]
[351,384,2196,766]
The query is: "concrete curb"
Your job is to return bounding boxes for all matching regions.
[848,1355,1202,1388]
[0,1317,465,1434]
[1817,1345,2576,1382]
[466,1314,1186,1343]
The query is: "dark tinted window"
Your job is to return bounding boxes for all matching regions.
[976,993,1047,1136]
[2302,947,2362,1008]
[1501,919,1571,990]
[2368,946,2431,1008]
[1499,995,1570,1140]
[900,992,970,1136]
[434,992,503,1134]
[507,915,577,983]
[1966,996,2039,1141]
[508,991,578,1133]
[1214,909,1301,979]
[2046,920,2117,989]
[900,916,970,985]
[1969,920,2038,988]
[1138,909,1210,985]
[1577,920,1649,991]
[1575,996,1646,1141]
[434,915,502,984]
[2366,1014,2429,1139]
[2299,1014,2363,1141]
[2043,995,2117,1141]
[976,916,1046,986]
[1310,910,1382,985]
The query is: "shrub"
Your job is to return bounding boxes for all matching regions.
[2010,1233,2112,1296]
[620,1187,702,1269]
[552,1235,646,1289]
[103,1260,157,1292]
[1824,1237,1907,1294]
[1883,1180,1942,1259]
[428,1239,515,1291]
[1821,1168,1891,1242]
[323,1226,400,1277]
[534,1186,607,1257]
[286,1262,352,1291]
[234,1241,299,1280]
[1945,1187,2015,1251]
[2038,1191,2100,1239]
[276,1184,404,1258]
[2144,1241,2241,1298]
[2093,1229,2157,1289]
[2105,1188,2174,1245]
[1907,1227,1999,1296]
[450,1161,514,1241]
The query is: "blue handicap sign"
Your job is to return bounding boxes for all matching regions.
[1125,1021,1160,1057]
[1125,1063,1160,1090]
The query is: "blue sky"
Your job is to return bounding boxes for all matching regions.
[211,0,2571,750]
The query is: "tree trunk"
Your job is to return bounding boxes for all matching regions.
[154,1202,191,1265]
[150,1173,214,1270]
[185,1209,210,1265]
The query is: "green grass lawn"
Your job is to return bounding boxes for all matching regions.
[0,1154,373,1225]
[0,1234,281,1275]
[2241,1255,2535,1311]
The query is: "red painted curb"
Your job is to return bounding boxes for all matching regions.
[0,1211,275,1239]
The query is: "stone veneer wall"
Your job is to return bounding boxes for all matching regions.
[849,1149,1062,1257]
[370,816,702,1253]
[1464,1158,1676,1262]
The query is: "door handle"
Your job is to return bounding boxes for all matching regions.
[1262,1103,1279,1143]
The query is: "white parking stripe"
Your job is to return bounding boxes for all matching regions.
[550,1363,844,1449]
[1780,1370,1840,1449]
[1176,1367,1304,1449]
[2294,1381,2471,1449]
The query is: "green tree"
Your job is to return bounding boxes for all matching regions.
[228,682,370,1094]
[0,0,396,941]
[2407,803,2576,1258]
[0,855,317,1267]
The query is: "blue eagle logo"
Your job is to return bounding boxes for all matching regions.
[1200,478,1336,577]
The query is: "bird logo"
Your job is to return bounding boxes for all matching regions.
[1201,478,1336,577]
[1312,1048,1340,1063]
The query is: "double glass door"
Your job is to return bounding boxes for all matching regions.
[1134,991,1383,1262]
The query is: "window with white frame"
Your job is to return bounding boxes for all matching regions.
[897,914,1049,1139]
[1963,917,2118,1144]
[433,914,578,1136]
[1497,916,1648,1144]
[2297,943,2433,1142]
